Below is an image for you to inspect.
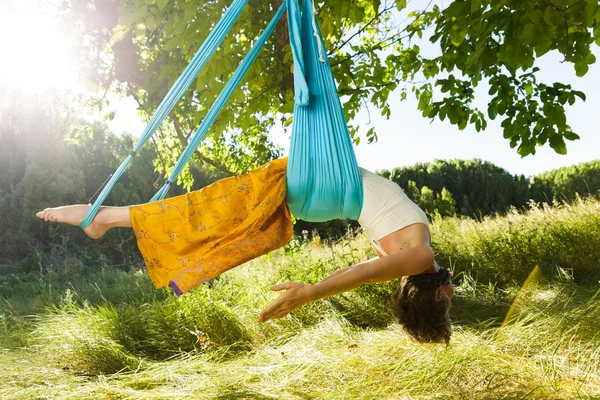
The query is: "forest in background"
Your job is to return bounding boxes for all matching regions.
[1,92,599,273]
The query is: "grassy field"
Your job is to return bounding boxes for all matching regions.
[1,198,599,399]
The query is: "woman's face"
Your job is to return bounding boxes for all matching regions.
[435,281,455,306]
[442,282,455,299]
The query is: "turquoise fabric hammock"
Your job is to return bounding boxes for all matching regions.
[80,0,362,229]
[285,0,363,222]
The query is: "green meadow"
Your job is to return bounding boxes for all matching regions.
[1,197,599,399]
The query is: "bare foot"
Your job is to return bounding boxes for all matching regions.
[36,205,110,239]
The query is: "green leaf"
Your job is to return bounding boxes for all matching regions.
[445,2,466,19]
[184,4,197,22]
[558,93,568,105]
[498,45,521,70]
[280,102,294,114]
[575,62,589,77]
[488,103,498,119]
[119,10,138,26]
[395,0,407,10]
[549,135,567,154]
[465,46,485,68]
[564,130,580,141]
[439,108,447,121]
[522,24,538,46]
[543,6,563,26]
[450,28,468,47]
[470,0,482,13]
[517,142,534,157]
[536,129,549,146]
[584,0,598,25]
[158,0,169,11]
[163,35,183,51]
[529,9,544,23]
[573,90,587,101]
[135,23,146,40]
[146,15,158,31]
[586,53,597,64]
[417,91,431,110]
[502,124,514,139]
[109,26,131,46]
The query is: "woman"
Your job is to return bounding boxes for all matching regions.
[37,158,455,344]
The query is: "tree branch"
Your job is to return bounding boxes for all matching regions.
[328,4,396,55]
[169,113,235,177]
[338,81,402,96]
[342,62,372,124]
[330,3,435,67]
[541,0,584,59]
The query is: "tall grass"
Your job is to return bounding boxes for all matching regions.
[3,283,599,399]
[1,197,599,398]
[432,196,600,285]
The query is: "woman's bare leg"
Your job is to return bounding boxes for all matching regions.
[36,205,133,239]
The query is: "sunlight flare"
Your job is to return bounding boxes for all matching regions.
[502,265,545,326]
[0,1,81,93]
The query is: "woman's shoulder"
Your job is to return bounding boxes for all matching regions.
[359,166,386,180]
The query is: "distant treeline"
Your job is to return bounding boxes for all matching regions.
[1,96,599,269]
[377,159,600,219]
[0,96,224,270]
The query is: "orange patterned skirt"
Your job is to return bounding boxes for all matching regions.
[129,158,292,295]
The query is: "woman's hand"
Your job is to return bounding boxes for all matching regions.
[258,282,313,322]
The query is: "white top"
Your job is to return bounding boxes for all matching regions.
[357,168,430,256]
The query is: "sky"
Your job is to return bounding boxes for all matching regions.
[349,49,600,177]
[2,0,599,177]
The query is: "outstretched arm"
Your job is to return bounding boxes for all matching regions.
[317,243,385,283]
[258,245,434,322]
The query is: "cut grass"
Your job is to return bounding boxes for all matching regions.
[1,198,599,398]
[2,287,600,400]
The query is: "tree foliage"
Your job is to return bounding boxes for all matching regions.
[402,181,457,219]
[381,159,529,216]
[530,160,600,202]
[379,158,600,217]
[58,0,600,178]
[0,91,223,268]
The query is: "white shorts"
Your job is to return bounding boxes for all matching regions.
[357,167,430,253]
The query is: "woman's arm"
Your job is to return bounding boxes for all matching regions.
[315,245,383,284]
[258,245,434,322]
[318,256,378,283]
[308,245,433,300]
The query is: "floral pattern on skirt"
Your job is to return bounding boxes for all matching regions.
[129,158,292,295]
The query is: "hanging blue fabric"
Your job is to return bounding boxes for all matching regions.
[285,0,363,222]
[152,3,286,201]
[80,0,249,229]
[81,0,363,228]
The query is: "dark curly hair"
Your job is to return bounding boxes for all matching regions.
[389,269,453,345]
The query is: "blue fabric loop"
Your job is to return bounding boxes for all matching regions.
[80,0,249,228]
[151,3,286,201]
[285,0,363,222]
[286,0,309,106]
[81,0,362,230]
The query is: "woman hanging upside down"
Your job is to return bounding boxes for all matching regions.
[37,158,455,344]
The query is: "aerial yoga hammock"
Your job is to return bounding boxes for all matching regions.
[37,0,455,343]
[77,0,363,295]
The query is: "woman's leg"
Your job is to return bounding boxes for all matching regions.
[36,205,132,239]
